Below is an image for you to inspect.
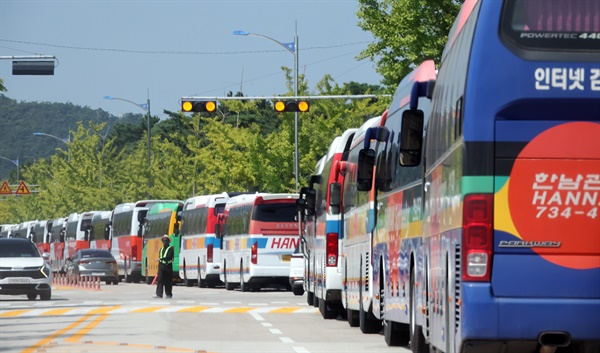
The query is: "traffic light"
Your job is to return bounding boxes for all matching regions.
[12,61,55,75]
[274,100,309,113]
[181,100,217,113]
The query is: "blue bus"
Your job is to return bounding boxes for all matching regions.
[395,1,599,352]
[359,0,600,353]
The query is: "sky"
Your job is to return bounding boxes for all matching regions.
[0,0,382,121]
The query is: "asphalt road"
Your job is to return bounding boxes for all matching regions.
[0,281,411,353]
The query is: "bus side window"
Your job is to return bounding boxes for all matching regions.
[399,109,424,167]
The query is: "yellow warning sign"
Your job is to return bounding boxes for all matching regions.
[15,181,30,195]
[0,181,12,194]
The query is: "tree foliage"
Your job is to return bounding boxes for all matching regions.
[357,0,463,88]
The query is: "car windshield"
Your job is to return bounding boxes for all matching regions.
[80,250,113,258]
[0,241,40,258]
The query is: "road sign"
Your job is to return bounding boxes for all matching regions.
[0,181,12,194]
[15,181,30,195]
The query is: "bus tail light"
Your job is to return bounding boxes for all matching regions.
[326,232,338,267]
[462,194,493,282]
[251,242,258,265]
[132,245,138,261]
[207,244,214,263]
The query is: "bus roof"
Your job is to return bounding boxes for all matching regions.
[183,192,229,211]
[147,201,183,215]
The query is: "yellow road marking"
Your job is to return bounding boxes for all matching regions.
[21,313,93,353]
[224,307,253,313]
[66,313,108,343]
[270,307,300,314]
[131,306,168,313]
[178,306,211,313]
[0,309,29,317]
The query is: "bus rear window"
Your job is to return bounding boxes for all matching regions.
[253,204,297,223]
[502,0,600,53]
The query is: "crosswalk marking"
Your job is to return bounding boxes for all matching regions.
[0,305,318,317]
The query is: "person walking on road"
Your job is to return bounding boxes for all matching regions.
[154,235,174,298]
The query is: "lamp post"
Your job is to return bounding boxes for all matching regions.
[33,132,70,162]
[0,156,19,181]
[32,132,69,145]
[103,95,151,169]
[233,29,300,192]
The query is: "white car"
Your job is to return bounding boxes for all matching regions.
[0,238,52,300]
[289,244,305,296]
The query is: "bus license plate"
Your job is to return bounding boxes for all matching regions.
[281,255,291,262]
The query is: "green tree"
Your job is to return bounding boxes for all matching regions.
[357,0,463,88]
[0,78,6,92]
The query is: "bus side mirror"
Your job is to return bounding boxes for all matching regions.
[399,109,424,167]
[329,183,342,214]
[357,149,375,191]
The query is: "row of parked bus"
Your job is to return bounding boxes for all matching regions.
[1,1,598,352]
[0,192,300,291]
[294,1,599,353]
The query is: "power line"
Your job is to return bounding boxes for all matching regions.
[0,38,373,55]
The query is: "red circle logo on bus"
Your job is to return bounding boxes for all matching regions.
[508,122,600,270]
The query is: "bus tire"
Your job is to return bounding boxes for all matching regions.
[197,259,206,288]
[359,275,382,334]
[224,264,235,291]
[240,262,248,292]
[410,265,428,353]
[382,261,410,346]
[347,307,359,327]
[306,291,314,306]
[319,298,338,320]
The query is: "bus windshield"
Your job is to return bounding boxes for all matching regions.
[502,0,600,52]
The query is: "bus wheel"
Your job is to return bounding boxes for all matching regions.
[359,277,382,333]
[347,306,359,327]
[382,267,409,346]
[410,266,428,353]
[224,264,235,291]
[319,298,338,320]
[239,262,248,292]
[197,259,206,288]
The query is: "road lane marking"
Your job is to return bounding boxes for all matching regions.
[250,312,264,321]
[1,305,318,317]
[21,313,94,353]
[280,337,294,343]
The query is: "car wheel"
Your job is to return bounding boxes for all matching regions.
[292,286,304,296]
[40,291,51,301]
[27,293,37,300]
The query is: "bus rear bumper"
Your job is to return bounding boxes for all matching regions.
[461,284,600,343]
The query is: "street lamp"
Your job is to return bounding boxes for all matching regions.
[0,156,19,181]
[33,132,70,162]
[233,29,300,192]
[103,95,151,169]
[32,132,69,145]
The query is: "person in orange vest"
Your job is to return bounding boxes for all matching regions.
[153,235,174,298]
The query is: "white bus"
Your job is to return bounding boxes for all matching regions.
[304,128,357,319]
[110,200,180,282]
[179,192,230,287]
[89,211,112,250]
[340,115,385,333]
[219,193,299,291]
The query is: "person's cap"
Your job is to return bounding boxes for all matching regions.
[162,235,170,241]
